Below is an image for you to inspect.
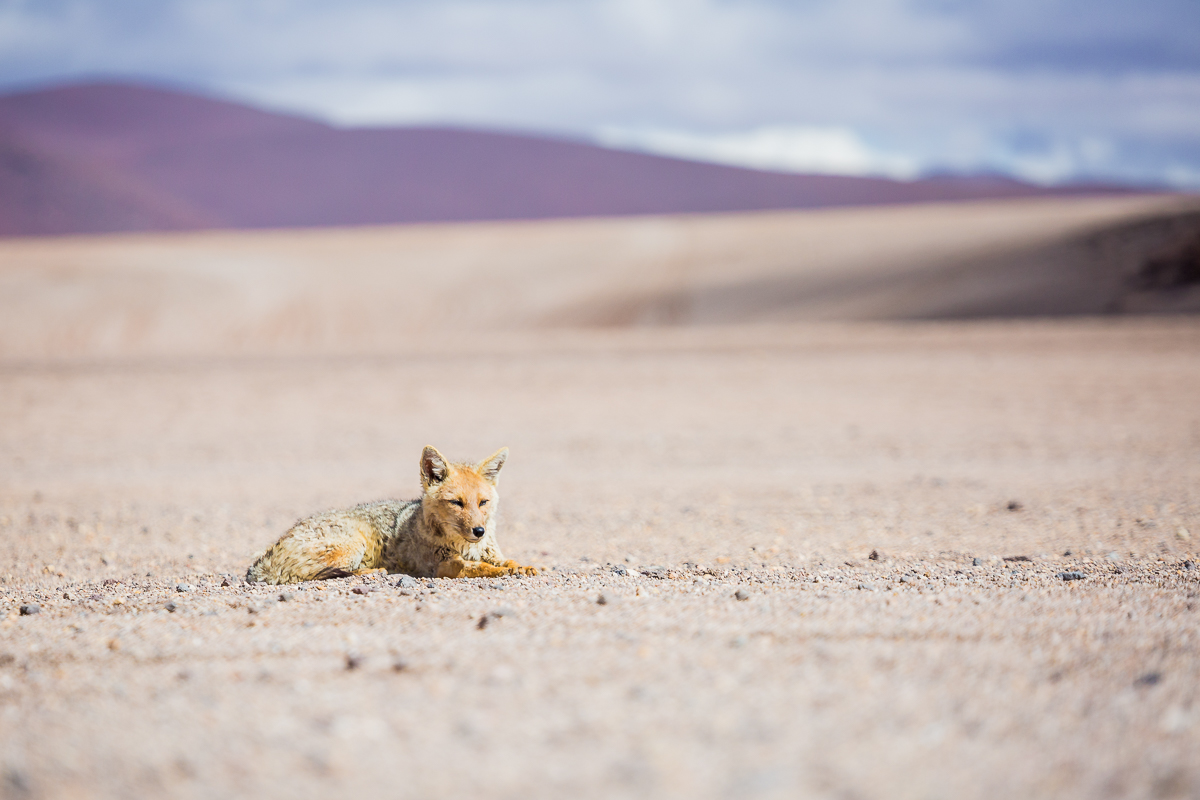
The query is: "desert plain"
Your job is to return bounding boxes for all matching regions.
[1,195,1199,800]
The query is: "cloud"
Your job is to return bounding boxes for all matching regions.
[0,0,1198,186]
[595,126,922,180]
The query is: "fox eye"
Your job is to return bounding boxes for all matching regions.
[449,499,464,508]
[479,499,489,506]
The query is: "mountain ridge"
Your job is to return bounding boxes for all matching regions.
[0,81,1147,237]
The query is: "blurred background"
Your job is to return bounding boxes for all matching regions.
[1,0,1199,350]
[2,0,1199,186]
[1,0,1199,239]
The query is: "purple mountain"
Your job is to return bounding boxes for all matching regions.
[0,82,1139,237]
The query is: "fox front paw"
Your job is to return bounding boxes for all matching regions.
[500,560,538,576]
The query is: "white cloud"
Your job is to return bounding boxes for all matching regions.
[594,126,922,180]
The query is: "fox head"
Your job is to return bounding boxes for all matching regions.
[419,445,507,544]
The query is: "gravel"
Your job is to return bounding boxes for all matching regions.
[0,318,1197,800]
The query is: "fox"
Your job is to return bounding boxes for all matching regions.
[245,446,537,584]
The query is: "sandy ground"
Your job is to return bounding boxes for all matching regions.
[1,199,1199,799]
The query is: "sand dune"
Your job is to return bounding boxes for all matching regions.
[0,194,1196,361]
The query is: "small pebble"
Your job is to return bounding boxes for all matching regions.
[175,583,193,593]
[165,601,177,613]
[1058,571,1085,581]
[221,577,232,587]
[1007,500,1023,511]
[857,583,875,591]
[345,654,362,670]
[596,593,608,605]
[734,589,750,601]
[1134,672,1162,687]
[19,604,40,616]
[278,592,294,602]
[972,557,983,566]
[1183,561,1195,571]
[477,615,490,630]
[868,550,883,561]
[395,576,419,589]
[351,587,370,596]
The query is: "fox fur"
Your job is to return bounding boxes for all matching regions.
[246,446,537,584]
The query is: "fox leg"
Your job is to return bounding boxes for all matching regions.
[352,567,388,577]
[436,556,536,579]
[496,559,538,576]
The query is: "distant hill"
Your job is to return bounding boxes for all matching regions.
[0,82,1144,237]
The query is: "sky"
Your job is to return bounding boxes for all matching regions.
[1,0,1198,187]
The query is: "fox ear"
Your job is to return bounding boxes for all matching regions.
[478,447,508,484]
[420,446,449,487]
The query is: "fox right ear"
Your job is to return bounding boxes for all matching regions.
[420,446,449,487]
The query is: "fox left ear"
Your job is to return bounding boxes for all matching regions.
[478,447,508,484]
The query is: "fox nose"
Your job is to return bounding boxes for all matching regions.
[471,526,486,538]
